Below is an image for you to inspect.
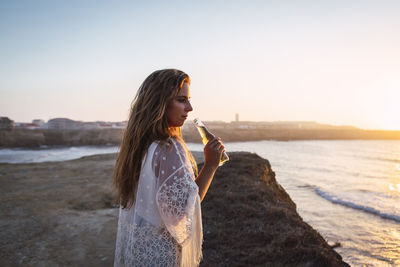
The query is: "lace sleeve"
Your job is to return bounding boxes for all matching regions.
[154,140,198,245]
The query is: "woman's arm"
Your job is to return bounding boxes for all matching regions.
[195,137,225,202]
[155,141,199,245]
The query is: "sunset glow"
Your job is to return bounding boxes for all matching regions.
[379,88,400,131]
[1,1,400,130]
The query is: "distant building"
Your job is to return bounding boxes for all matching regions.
[81,122,100,129]
[25,123,41,129]
[0,117,14,129]
[13,119,46,129]
[202,121,228,129]
[48,118,76,129]
[112,121,127,128]
[32,119,45,127]
[235,113,239,122]
[98,121,112,128]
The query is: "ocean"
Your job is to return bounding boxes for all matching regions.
[1,140,399,266]
[0,145,119,163]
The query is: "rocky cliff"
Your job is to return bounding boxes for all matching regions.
[199,152,348,266]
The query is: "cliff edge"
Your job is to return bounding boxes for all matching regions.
[200,152,349,266]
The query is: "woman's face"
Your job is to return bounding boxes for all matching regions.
[166,82,193,127]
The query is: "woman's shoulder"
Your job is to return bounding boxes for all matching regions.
[152,138,186,158]
[149,138,187,171]
[152,139,173,150]
[152,137,184,149]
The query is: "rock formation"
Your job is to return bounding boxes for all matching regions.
[200,152,349,266]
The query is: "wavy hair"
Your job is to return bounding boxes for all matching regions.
[113,69,197,209]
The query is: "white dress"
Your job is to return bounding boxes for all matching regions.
[114,139,203,267]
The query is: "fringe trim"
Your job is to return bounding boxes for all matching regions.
[181,196,203,267]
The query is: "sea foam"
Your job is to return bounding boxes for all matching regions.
[315,187,400,223]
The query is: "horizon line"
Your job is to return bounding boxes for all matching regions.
[3,116,400,132]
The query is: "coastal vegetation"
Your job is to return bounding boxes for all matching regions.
[1,125,400,148]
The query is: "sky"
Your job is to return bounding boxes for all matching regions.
[1,0,400,130]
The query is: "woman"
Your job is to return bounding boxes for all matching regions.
[113,69,225,267]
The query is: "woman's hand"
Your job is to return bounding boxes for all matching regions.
[203,136,225,169]
[196,137,225,201]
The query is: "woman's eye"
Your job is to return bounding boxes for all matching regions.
[178,98,187,103]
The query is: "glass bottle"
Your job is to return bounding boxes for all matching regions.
[193,118,229,166]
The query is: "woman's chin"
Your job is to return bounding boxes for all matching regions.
[168,120,186,128]
[168,124,184,129]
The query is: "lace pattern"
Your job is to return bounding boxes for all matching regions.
[156,166,198,245]
[114,139,202,267]
[114,214,180,267]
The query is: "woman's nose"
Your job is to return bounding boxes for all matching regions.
[186,101,193,112]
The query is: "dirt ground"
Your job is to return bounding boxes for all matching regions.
[0,153,118,266]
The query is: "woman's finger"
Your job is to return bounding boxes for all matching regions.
[206,137,217,145]
[215,144,224,153]
[208,139,220,148]
[213,141,223,149]
[206,137,224,152]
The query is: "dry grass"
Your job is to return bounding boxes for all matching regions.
[200,152,349,267]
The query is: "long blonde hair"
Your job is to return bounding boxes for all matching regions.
[113,69,197,209]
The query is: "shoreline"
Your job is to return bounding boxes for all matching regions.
[1,138,400,152]
[2,128,400,148]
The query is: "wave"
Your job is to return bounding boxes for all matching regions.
[362,155,399,164]
[297,183,318,189]
[315,187,400,223]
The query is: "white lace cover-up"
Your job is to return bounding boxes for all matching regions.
[114,139,203,267]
